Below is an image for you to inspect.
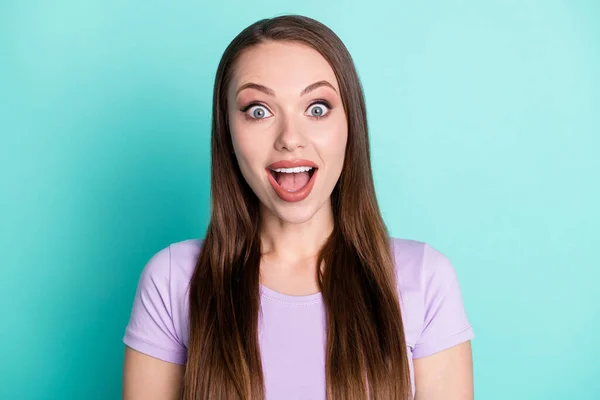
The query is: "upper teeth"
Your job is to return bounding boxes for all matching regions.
[271,166,314,173]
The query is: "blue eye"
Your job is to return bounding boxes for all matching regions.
[306,102,331,119]
[244,104,272,120]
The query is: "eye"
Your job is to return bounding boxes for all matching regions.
[244,104,273,120]
[306,101,331,119]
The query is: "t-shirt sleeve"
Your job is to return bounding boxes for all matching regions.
[122,245,187,364]
[412,243,474,359]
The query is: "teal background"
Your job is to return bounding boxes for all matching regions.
[1,0,598,399]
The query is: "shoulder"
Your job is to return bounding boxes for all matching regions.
[389,237,470,348]
[138,238,204,349]
[389,237,459,288]
[168,238,204,288]
[139,238,203,291]
[123,238,204,361]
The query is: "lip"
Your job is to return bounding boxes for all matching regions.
[267,159,319,169]
[265,159,319,203]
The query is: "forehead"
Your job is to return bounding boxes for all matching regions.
[229,41,339,96]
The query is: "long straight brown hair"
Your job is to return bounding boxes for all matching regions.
[183,14,411,400]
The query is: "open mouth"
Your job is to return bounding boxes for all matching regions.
[265,165,319,203]
[268,167,317,192]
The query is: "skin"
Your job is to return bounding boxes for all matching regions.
[227,40,347,296]
[122,347,184,400]
[123,40,473,400]
[413,341,474,399]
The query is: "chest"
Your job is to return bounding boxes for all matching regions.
[257,298,416,399]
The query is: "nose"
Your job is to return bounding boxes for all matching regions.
[274,114,307,152]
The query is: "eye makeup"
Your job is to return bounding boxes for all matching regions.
[239,99,334,121]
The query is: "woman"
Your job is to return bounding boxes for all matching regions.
[122,14,474,400]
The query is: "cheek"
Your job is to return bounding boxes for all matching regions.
[230,123,267,178]
[312,116,348,163]
[331,132,348,174]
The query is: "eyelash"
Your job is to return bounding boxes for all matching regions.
[240,99,333,121]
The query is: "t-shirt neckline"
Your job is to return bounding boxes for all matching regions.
[259,283,323,304]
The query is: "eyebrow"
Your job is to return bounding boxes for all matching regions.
[235,80,338,97]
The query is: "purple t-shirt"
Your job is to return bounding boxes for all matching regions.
[123,237,474,398]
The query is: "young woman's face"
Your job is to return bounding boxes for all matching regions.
[227,40,348,224]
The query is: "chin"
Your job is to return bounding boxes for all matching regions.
[271,203,319,224]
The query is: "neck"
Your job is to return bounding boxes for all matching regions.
[258,200,334,267]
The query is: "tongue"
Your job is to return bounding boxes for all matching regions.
[277,172,310,191]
